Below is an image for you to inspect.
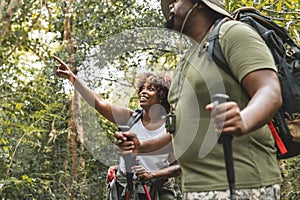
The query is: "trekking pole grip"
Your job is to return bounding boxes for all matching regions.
[211,94,231,143]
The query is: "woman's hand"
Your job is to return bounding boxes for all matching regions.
[114,131,140,155]
[132,165,154,180]
[53,55,75,83]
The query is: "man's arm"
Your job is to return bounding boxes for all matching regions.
[240,69,282,133]
[206,69,282,136]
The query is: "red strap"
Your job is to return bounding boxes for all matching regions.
[268,121,288,155]
[142,183,152,200]
[106,165,118,184]
[125,190,131,200]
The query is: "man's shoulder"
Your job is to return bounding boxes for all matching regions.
[220,19,256,36]
[218,18,263,48]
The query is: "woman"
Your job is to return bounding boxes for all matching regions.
[53,55,181,200]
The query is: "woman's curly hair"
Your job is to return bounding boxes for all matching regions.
[135,72,171,113]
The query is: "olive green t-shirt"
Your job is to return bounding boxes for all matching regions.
[168,20,282,192]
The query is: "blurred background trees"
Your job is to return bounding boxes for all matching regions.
[0,0,299,199]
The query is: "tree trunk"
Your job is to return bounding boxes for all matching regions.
[62,0,85,199]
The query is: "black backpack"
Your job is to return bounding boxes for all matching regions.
[207,7,300,159]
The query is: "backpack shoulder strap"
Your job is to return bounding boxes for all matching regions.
[126,108,143,128]
[207,17,236,79]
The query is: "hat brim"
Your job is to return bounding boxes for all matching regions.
[161,0,232,19]
[203,0,232,18]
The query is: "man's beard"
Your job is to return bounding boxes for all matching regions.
[164,14,174,29]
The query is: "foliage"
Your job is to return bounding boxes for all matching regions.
[226,0,300,42]
[0,0,299,199]
[0,66,73,198]
[0,0,166,199]
[281,156,300,199]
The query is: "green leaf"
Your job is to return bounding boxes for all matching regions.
[16,103,22,111]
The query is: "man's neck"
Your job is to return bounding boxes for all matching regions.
[188,21,214,42]
[182,11,215,42]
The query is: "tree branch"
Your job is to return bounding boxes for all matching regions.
[0,0,19,40]
[4,0,42,60]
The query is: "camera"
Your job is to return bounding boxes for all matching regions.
[118,125,130,132]
[166,112,176,134]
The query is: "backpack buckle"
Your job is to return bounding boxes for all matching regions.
[286,49,295,57]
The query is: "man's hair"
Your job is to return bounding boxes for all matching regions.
[135,72,171,112]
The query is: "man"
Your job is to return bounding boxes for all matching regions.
[116,0,283,199]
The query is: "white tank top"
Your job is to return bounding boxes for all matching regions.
[119,119,169,173]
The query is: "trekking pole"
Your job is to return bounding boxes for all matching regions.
[124,154,136,200]
[212,94,236,200]
[118,125,136,200]
[118,109,144,200]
